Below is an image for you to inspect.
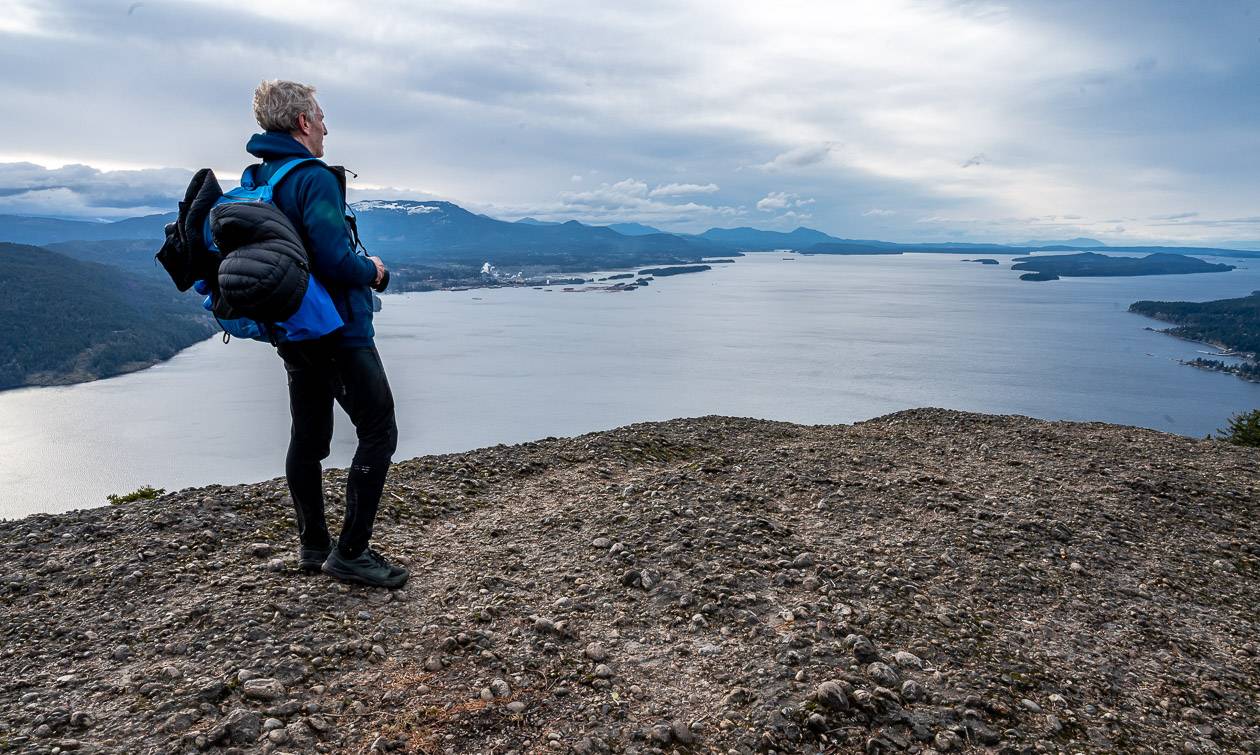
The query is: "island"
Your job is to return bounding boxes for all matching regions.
[1020,271,1060,282]
[1130,291,1260,381]
[1011,252,1234,280]
[963,258,1000,265]
[638,265,711,277]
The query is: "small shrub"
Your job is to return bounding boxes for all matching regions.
[107,485,166,505]
[1218,409,1260,447]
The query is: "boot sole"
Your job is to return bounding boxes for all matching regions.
[321,562,409,589]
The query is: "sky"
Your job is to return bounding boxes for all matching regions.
[0,0,1257,247]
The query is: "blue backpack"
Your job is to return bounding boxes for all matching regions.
[161,157,344,343]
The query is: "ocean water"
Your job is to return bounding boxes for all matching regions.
[2,252,1258,518]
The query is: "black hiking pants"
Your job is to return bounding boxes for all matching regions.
[277,340,398,559]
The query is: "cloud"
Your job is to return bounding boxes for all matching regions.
[0,161,193,218]
[755,143,837,172]
[1148,211,1199,221]
[960,153,987,168]
[648,182,719,197]
[774,210,813,225]
[756,191,814,212]
[862,208,896,216]
[483,177,742,229]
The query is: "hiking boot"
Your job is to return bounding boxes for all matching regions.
[321,547,409,589]
[298,545,331,573]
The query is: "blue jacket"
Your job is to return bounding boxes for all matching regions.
[245,131,377,346]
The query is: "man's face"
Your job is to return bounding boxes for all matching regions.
[300,102,327,158]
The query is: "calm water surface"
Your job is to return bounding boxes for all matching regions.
[3,252,1258,518]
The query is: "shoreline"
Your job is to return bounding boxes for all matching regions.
[4,260,726,393]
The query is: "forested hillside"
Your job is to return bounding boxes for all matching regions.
[1130,291,1260,354]
[0,242,215,389]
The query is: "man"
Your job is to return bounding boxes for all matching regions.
[247,79,407,588]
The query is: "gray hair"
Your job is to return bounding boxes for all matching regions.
[252,79,318,132]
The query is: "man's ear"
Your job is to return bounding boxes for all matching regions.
[295,112,310,135]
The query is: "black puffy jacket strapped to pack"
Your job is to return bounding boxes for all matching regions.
[156,168,223,292]
[210,201,310,322]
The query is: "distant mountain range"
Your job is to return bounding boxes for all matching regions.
[1020,237,1105,248]
[1,203,1258,269]
[349,201,727,269]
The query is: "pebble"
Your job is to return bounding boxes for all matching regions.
[893,650,923,669]
[851,635,879,663]
[1021,698,1042,713]
[490,678,511,697]
[584,642,608,662]
[934,730,963,751]
[219,708,261,744]
[866,661,899,686]
[672,720,696,745]
[594,664,613,679]
[242,678,285,701]
[249,542,273,557]
[814,680,850,710]
[506,700,527,714]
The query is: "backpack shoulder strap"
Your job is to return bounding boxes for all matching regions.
[265,156,325,188]
[235,157,326,201]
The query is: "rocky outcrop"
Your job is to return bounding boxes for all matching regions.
[1,410,1257,753]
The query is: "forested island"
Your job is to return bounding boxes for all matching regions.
[638,264,711,276]
[1130,291,1260,381]
[0,243,216,390]
[1012,252,1235,280]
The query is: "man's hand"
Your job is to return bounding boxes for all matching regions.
[368,255,386,285]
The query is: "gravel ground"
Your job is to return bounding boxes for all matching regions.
[1,409,1257,754]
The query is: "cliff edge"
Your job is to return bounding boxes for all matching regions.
[1,410,1257,754]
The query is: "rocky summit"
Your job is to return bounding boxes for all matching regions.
[1,410,1258,755]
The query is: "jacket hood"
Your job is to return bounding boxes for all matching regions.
[246,131,314,160]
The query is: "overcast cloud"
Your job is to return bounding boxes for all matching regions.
[0,0,1257,245]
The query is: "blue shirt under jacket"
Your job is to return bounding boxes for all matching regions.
[245,131,377,346]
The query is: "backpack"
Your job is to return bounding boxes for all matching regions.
[157,157,344,343]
